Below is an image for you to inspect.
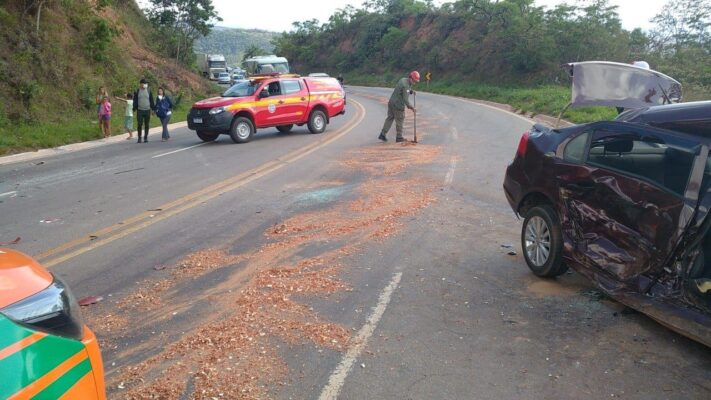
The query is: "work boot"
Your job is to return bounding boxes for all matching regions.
[137,137,142,143]
[144,136,148,143]
[378,133,387,142]
[396,137,407,143]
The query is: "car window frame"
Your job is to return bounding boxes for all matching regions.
[562,130,592,164]
[281,80,302,95]
[584,123,701,199]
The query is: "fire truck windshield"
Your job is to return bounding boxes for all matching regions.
[223,81,259,98]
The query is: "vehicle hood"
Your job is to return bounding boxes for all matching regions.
[566,61,682,109]
[193,96,253,109]
[0,249,53,308]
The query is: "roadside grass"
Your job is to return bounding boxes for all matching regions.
[345,74,619,124]
[0,101,193,155]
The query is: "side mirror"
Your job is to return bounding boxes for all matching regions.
[259,90,270,99]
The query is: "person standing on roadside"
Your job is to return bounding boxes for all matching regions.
[96,86,108,132]
[154,87,173,141]
[115,93,134,140]
[98,96,112,138]
[133,78,154,143]
[378,71,419,143]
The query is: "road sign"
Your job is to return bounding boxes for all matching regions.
[425,71,432,81]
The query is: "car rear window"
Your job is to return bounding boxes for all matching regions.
[563,131,590,163]
[588,130,698,196]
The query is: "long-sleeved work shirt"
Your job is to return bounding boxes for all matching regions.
[388,77,413,111]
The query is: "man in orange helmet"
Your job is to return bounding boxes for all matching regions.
[378,71,419,142]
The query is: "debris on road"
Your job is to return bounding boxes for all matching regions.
[507,251,517,256]
[78,295,104,306]
[0,237,21,245]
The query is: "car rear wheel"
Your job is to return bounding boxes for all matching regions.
[277,124,293,133]
[308,110,327,134]
[230,117,254,143]
[196,130,219,142]
[521,205,567,277]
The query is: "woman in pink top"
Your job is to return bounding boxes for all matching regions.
[99,96,112,138]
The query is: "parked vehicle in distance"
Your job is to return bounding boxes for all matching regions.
[308,73,330,77]
[0,249,106,399]
[217,72,231,85]
[231,72,245,83]
[503,100,711,348]
[197,54,227,80]
[243,55,289,75]
[187,74,346,143]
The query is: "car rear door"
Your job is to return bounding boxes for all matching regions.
[557,123,701,281]
[279,79,309,124]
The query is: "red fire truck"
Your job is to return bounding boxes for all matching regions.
[187,74,346,143]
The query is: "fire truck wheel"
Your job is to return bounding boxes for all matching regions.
[276,125,293,133]
[196,131,219,142]
[230,117,254,143]
[308,110,327,134]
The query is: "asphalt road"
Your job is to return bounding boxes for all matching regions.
[1,87,709,400]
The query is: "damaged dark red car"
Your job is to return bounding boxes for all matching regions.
[504,100,711,347]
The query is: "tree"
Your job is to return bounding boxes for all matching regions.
[649,0,710,52]
[146,0,222,64]
[242,45,267,62]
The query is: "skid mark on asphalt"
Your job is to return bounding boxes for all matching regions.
[318,272,403,400]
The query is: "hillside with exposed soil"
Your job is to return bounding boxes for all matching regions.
[0,0,213,154]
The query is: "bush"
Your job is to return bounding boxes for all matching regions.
[78,81,98,110]
[85,18,114,61]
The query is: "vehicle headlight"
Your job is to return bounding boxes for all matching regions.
[1,275,83,340]
[209,106,226,115]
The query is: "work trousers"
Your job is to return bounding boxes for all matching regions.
[380,104,405,139]
[136,110,151,139]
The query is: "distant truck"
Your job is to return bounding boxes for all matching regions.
[198,54,227,80]
[187,74,346,143]
[243,55,290,76]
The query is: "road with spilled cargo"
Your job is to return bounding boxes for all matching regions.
[1,88,709,399]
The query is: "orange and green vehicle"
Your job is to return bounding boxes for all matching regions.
[0,249,106,400]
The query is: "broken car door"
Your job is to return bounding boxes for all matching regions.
[558,122,699,282]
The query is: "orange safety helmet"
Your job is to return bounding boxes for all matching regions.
[409,71,420,82]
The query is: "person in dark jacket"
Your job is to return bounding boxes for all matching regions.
[379,71,419,143]
[155,87,174,141]
[133,78,155,143]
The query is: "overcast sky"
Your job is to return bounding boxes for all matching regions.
[212,0,669,32]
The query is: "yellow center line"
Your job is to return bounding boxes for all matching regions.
[39,100,366,268]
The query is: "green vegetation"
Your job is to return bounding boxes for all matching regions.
[275,0,710,116]
[0,101,195,154]
[0,0,215,155]
[195,27,277,66]
[144,0,221,66]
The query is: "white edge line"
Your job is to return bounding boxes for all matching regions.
[318,272,403,400]
[152,142,208,159]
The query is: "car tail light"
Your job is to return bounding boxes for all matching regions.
[516,132,530,157]
[1,275,84,340]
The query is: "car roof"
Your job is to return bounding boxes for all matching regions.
[617,101,711,137]
[619,101,711,123]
